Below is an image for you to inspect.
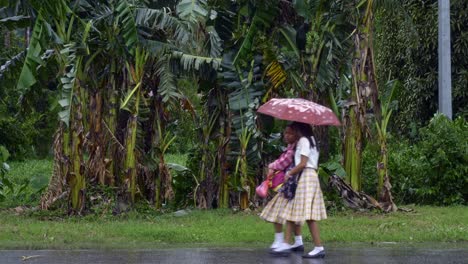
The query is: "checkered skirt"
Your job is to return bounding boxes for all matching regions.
[280,168,327,223]
[259,190,289,224]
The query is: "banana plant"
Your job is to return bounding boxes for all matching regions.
[121,47,149,203]
[344,0,400,191]
[153,116,177,208]
[376,79,399,212]
[234,125,253,210]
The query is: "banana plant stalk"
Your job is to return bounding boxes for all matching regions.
[121,47,148,203]
[154,116,176,208]
[218,112,231,209]
[235,126,253,210]
[344,0,380,191]
[106,60,119,186]
[376,80,398,212]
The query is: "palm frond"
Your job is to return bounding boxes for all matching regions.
[176,0,208,23]
[135,7,191,45]
[0,51,26,85]
[278,26,300,58]
[156,55,180,103]
[232,6,277,65]
[16,11,45,92]
[207,25,222,58]
[140,38,173,55]
[172,51,221,71]
[28,0,71,22]
[116,0,138,50]
[58,43,79,126]
[213,8,235,41]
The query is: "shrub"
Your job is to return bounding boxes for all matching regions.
[0,146,10,202]
[388,114,468,205]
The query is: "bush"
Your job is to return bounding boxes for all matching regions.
[389,114,468,205]
[0,117,33,160]
[360,142,381,198]
[0,146,10,202]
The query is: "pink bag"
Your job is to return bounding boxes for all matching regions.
[270,171,285,191]
[256,180,269,198]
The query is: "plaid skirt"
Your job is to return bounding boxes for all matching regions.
[259,190,289,224]
[260,168,327,224]
[280,168,327,223]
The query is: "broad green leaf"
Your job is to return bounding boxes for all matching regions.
[121,82,142,109]
[279,26,300,58]
[293,0,308,18]
[177,0,208,23]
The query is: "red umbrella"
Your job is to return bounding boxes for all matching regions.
[257,98,341,126]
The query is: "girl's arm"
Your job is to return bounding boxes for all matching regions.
[268,147,295,171]
[285,155,308,179]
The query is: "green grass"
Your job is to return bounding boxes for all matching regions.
[7,159,53,190]
[1,159,53,207]
[2,159,467,249]
[2,156,186,207]
[0,206,466,249]
[165,153,187,166]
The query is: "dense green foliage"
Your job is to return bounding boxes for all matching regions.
[388,115,468,205]
[0,146,9,202]
[0,158,51,207]
[0,25,57,159]
[361,115,467,205]
[0,0,467,212]
[375,0,468,133]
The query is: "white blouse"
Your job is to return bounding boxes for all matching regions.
[294,136,319,169]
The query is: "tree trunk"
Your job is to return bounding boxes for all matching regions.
[218,113,231,209]
[86,91,107,185]
[69,102,85,214]
[124,114,138,204]
[344,0,380,191]
[377,138,397,212]
[106,87,119,186]
[343,101,363,191]
[40,125,67,209]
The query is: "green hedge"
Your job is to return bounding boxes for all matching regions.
[387,115,468,205]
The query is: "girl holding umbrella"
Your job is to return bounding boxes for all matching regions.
[258,98,340,259]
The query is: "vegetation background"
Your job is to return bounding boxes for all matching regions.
[0,0,466,218]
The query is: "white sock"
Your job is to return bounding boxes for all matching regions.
[270,232,284,248]
[274,232,284,243]
[308,246,324,255]
[293,235,303,246]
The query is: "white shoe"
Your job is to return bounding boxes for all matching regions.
[273,242,291,252]
[270,241,282,249]
[303,247,325,258]
[270,243,292,257]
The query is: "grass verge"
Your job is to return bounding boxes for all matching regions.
[0,206,466,249]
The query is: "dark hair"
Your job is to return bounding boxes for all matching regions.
[288,122,315,148]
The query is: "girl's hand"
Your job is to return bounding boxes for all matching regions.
[268,168,274,175]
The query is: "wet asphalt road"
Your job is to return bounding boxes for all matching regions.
[1,245,467,264]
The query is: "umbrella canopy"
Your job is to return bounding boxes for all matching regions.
[257,98,341,126]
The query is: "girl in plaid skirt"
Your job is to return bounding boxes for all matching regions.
[271,122,327,259]
[259,125,304,252]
